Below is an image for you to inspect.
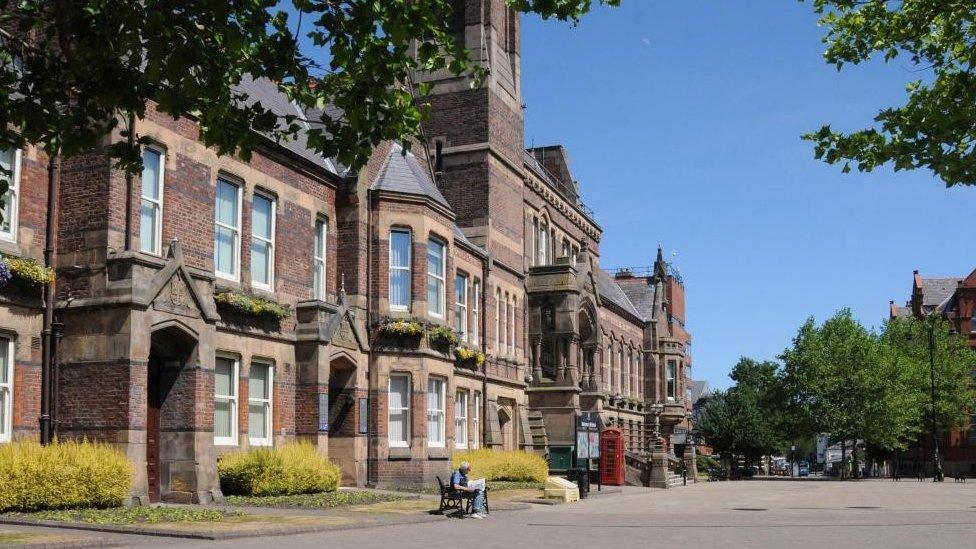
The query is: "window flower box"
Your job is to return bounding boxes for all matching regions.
[374,317,425,348]
[427,324,460,352]
[454,346,485,369]
[214,291,290,321]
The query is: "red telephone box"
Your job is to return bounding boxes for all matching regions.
[600,427,625,486]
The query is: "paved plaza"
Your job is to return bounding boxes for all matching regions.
[12,480,966,549]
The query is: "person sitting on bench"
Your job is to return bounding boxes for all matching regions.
[451,461,487,519]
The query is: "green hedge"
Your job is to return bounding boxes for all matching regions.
[0,440,132,512]
[217,442,340,497]
[452,449,548,483]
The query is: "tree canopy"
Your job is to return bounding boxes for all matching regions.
[0,0,618,191]
[803,0,976,186]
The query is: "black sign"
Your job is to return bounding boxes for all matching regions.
[576,411,602,432]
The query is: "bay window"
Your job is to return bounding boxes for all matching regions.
[427,377,445,447]
[455,389,468,449]
[455,274,468,340]
[250,193,276,290]
[214,178,241,280]
[472,391,481,449]
[388,374,410,447]
[389,230,411,310]
[248,361,273,446]
[0,148,20,243]
[140,147,164,255]
[471,279,480,345]
[427,239,445,317]
[0,336,12,443]
[666,360,677,401]
[214,356,239,445]
[313,218,326,300]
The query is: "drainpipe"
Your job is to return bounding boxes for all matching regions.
[481,256,490,446]
[364,181,373,486]
[40,150,61,445]
[123,112,135,251]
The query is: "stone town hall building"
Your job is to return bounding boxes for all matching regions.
[0,1,693,502]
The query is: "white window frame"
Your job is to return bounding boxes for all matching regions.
[495,288,502,353]
[214,355,239,446]
[388,373,411,448]
[248,360,274,447]
[0,336,13,443]
[427,377,446,448]
[250,192,276,291]
[471,279,480,345]
[455,389,468,449]
[666,360,677,401]
[0,148,21,243]
[509,296,516,356]
[139,147,164,255]
[472,391,481,449]
[313,218,327,300]
[539,222,548,265]
[389,229,412,311]
[455,273,468,340]
[214,178,242,281]
[427,239,446,318]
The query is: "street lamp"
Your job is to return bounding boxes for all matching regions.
[927,321,944,482]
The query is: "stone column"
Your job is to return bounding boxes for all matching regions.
[649,436,670,488]
[567,337,579,386]
[532,338,542,383]
[683,440,698,482]
[556,338,566,383]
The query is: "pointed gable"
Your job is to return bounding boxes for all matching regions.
[371,143,451,209]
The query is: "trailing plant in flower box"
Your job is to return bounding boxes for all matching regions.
[375,317,425,339]
[214,291,290,320]
[427,324,460,351]
[454,346,485,368]
[1,256,55,287]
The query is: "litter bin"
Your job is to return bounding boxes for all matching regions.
[567,467,590,499]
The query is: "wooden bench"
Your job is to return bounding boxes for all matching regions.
[436,476,490,516]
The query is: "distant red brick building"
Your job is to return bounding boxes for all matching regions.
[890,268,976,475]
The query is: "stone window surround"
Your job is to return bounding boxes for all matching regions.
[249,190,277,292]
[0,148,21,244]
[213,176,243,283]
[388,372,411,448]
[214,353,240,447]
[313,216,327,300]
[426,376,446,448]
[247,359,274,447]
[0,334,13,443]
[139,145,165,256]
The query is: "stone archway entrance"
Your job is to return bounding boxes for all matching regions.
[147,324,199,503]
[498,404,514,451]
[328,355,360,485]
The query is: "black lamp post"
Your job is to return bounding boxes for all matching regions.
[927,322,944,482]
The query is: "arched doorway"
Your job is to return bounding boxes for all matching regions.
[147,323,199,503]
[498,404,514,451]
[328,354,360,485]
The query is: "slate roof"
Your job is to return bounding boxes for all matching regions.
[688,380,710,406]
[891,305,913,319]
[593,268,643,321]
[234,75,340,174]
[921,277,961,308]
[618,279,655,322]
[453,225,486,257]
[372,143,451,209]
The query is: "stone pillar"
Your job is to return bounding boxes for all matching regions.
[649,437,670,488]
[683,441,698,482]
[567,337,579,386]
[532,339,542,383]
[555,338,566,383]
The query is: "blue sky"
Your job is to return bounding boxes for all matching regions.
[519,1,976,390]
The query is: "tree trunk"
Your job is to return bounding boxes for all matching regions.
[841,440,848,479]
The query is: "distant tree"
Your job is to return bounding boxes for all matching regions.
[880,315,976,437]
[802,1,976,186]
[779,310,920,475]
